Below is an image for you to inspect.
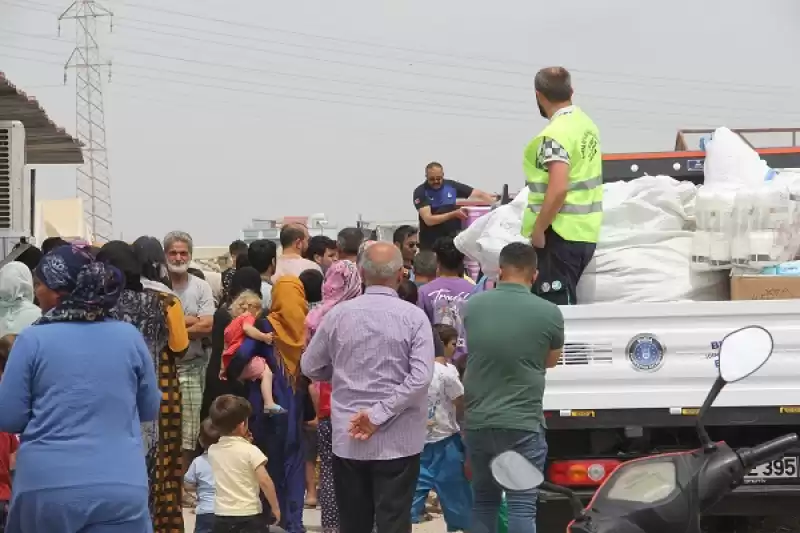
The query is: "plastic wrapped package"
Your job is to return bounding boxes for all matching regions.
[730,176,800,271]
[691,186,737,271]
[704,127,772,188]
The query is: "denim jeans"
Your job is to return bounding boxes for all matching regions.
[194,513,214,533]
[465,426,548,533]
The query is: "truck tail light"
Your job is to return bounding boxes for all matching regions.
[548,459,621,487]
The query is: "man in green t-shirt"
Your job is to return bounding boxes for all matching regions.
[463,242,564,533]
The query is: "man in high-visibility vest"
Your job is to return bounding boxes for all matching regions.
[522,67,602,305]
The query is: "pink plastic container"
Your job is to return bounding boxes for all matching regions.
[461,206,491,280]
[462,206,492,230]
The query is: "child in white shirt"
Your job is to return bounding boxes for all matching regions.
[208,394,281,533]
[411,325,472,531]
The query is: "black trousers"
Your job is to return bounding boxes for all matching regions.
[332,453,421,533]
[534,227,595,305]
[211,514,286,533]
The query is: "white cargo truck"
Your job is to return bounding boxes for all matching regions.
[535,144,800,532]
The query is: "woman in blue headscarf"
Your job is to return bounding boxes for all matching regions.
[0,244,161,533]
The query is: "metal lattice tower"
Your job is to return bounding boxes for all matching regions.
[58,0,113,243]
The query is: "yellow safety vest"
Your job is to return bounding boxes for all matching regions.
[521,107,603,243]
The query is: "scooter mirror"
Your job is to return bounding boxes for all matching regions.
[490,451,544,491]
[718,326,774,383]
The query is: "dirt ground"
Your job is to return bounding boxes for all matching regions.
[183,507,800,532]
[182,507,447,532]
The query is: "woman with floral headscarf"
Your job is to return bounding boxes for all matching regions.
[0,262,41,336]
[304,260,362,533]
[0,244,161,533]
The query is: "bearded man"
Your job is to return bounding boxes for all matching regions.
[163,230,216,482]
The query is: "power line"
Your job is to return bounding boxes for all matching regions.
[7,0,800,96]
[5,34,800,124]
[0,52,528,122]
[0,42,755,124]
[105,0,800,94]
[4,28,534,105]
[3,51,690,134]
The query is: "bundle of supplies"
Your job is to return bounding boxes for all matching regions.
[454,177,727,303]
[577,176,728,303]
[692,127,800,273]
[454,188,529,279]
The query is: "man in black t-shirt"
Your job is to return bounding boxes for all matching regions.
[413,161,496,250]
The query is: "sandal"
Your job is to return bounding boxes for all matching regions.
[264,404,288,416]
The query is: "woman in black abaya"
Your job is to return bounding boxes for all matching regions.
[200,266,263,421]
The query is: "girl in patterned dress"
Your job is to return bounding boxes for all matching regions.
[304,260,363,533]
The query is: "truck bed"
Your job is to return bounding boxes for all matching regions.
[546,299,800,411]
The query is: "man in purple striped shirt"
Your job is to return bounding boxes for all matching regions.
[302,242,435,533]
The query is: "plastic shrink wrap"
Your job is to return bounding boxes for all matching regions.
[692,133,800,273]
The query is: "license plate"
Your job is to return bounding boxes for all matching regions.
[744,456,799,483]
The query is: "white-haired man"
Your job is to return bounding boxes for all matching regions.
[302,242,435,533]
[163,230,215,482]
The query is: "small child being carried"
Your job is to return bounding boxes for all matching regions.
[220,290,286,415]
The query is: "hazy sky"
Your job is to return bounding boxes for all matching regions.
[3,0,800,244]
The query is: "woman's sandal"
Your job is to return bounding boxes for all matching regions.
[264,404,288,416]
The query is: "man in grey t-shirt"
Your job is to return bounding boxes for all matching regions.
[164,231,215,473]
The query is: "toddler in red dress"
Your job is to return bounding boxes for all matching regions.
[220,291,286,415]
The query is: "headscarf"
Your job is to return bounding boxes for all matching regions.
[229,266,263,303]
[34,244,124,324]
[267,276,308,379]
[96,241,144,291]
[0,262,41,336]
[132,236,171,290]
[15,245,43,272]
[305,259,361,338]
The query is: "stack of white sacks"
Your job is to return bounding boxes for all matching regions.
[577,176,727,303]
[455,175,728,303]
[454,127,800,304]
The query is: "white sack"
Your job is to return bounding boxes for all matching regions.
[577,231,728,303]
[600,175,697,237]
[454,188,529,277]
[704,127,771,188]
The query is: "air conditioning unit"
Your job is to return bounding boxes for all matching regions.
[0,121,29,235]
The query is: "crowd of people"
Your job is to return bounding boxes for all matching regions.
[0,217,563,533]
[0,64,598,533]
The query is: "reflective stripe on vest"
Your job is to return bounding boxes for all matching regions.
[525,175,603,193]
[527,202,603,215]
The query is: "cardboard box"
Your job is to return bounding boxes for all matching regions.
[730,275,800,300]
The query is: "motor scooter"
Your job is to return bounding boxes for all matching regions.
[490,325,799,533]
